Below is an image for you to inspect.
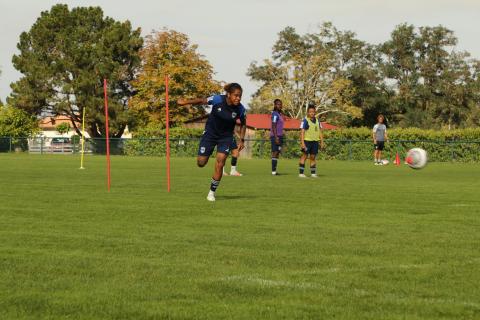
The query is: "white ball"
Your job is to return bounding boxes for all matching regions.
[406,148,428,169]
[382,159,389,165]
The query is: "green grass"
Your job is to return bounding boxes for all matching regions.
[0,154,479,319]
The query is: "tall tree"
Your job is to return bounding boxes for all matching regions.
[129,30,221,128]
[8,4,143,138]
[466,59,480,126]
[380,24,479,128]
[0,68,3,107]
[248,24,363,124]
[380,24,422,126]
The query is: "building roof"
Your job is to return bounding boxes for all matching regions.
[246,114,338,130]
[39,116,79,130]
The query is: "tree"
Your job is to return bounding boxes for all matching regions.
[379,23,479,129]
[0,105,39,138]
[129,30,221,128]
[466,60,480,127]
[8,4,143,138]
[248,24,362,125]
[55,122,70,135]
[0,68,3,107]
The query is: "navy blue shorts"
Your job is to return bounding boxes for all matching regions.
[302,141,319,155]
[198,135,232,156]
[270,136,284,153]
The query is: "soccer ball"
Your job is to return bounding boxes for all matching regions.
[406,148,428,169]
[382,159,389,165]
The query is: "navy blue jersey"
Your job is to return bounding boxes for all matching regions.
[204,95,246,138]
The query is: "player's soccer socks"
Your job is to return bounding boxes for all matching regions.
[299,163,305,174]
[310,165,316,175]
[272,158,278,172]
[231,156,238,166]
[210,178,220,192]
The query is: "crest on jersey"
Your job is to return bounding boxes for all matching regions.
[200,147,206,153]
[231,112,237,118]
[217,108,221,112]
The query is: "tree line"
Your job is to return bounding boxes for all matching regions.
[2,4,479,139]
[249,22,480,128]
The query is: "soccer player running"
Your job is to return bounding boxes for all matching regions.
[270,99,284,175]
[177,83,246,201]
[372,114,388,165]
[299,104,325,178]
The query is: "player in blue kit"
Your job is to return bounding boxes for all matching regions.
[270,99,284,175]
[177,83,247,201]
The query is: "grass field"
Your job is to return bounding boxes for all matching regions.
[0,154,479,319]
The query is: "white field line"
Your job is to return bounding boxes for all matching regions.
[219,272,480,309]
[220,275,317,289]
[447,203,478,207]
[294,263,436,275]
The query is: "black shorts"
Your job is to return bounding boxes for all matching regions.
[374,141,385,151]
[302,141,319,155]
[270,136,284,153]
[198,134,232,156]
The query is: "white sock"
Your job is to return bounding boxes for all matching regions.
[231,166,237,172]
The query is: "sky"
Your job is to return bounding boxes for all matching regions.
[0,0,479,106]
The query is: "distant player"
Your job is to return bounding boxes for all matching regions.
[299,104,325,178]
[177,83,246,201]
[372,114,388,165]
[270,99,284,175]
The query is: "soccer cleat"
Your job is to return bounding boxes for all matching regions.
[207,191,216,202]
[299,174,307,178]
[230,171,243,176]
[311,174,318,178]
[272,171,277,175]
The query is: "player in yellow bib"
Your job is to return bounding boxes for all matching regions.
[299,104,325,178]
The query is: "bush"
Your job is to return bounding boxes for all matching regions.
[251,127,480,162]
[0,106,39,152]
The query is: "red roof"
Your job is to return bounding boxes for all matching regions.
[39,116,79,130]
[246,114,338,130]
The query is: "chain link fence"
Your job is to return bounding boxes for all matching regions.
[1,136,479,162]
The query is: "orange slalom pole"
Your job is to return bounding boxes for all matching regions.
[165,75,171,192]
[104,78,111,191]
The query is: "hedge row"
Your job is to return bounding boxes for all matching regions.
[251,128,480,162]
[7,127,476,161]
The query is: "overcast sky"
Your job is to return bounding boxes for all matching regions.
[1,0,479,106]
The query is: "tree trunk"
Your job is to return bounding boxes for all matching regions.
[114,124,127,138]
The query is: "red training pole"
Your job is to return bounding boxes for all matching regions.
[103,78,111,192]
[165,75,171,192]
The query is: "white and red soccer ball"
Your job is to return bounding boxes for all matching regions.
[406,148,428,169]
